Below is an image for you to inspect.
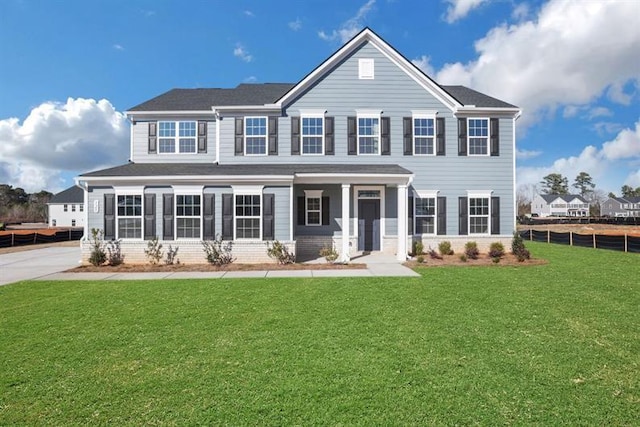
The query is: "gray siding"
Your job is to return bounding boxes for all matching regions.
[87,186,113,233]
[265,186,291,241]
[131,119,217,163]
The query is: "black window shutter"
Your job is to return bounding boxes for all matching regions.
[234,117,244,156]
[148,122,157,154]
[291,116,300,155]
[203,193,215,240]
[436,117,446,156]
[408,196,414,235]
[263,193,274,240]
[222,194,233,240]
[458,196,468,235]
[347,116,357,155]
[144,193,156,240]
[297,196,305,225]
[324,117,334,155]
[268,117,278,155]
[198,121,207,153]
[458,118,467,156]
[403,117,413,155]
[437,196,446,235]
[104,193,115,240]
[322,196,330,225]
[491,196,500,235]
[490,118,499,156]
[163,194,174,240]
[381,117,391,155]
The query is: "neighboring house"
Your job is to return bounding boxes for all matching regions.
[531,194,589,217]
[601,196,640,217]
[48,186,85,227]
[76,28,520,264]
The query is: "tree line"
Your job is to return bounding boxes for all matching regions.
[517,172,640,216]
[0,185,53,224]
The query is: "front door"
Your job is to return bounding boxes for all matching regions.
[358,199,380,251]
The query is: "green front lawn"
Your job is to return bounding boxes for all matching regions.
[1,242,638,425]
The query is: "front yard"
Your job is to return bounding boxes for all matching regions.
[1,242,638,425]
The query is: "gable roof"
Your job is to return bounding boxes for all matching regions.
[50,185,83,204]
[441,85,517,109]
[539,194,589,203]
[613,196,640,204]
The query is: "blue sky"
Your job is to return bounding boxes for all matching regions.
[0,0,638,198]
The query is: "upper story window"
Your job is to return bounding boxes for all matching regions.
[301,117,324,155]
[414,116,435,155]
[71,204,76,212]
[358,116,380,155]
[245,117,267,155]
[64,204,68,212]
[159,121,197,154]
[468,118,489,156]
[117,195,142,239]
[79,204,84,212]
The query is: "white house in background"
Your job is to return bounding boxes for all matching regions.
[601,196,640,217]
[48,186,85,227]
[531,194,589,217]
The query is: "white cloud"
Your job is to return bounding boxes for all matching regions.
[411,55,435,77]
[444,0,489,23]
[112,44,124,51]
[0,98,128,192]
[586,107,613,120]
[289,17,302,31]
[433,0,640,130]
[517,119,640,193]
[516,149,542,160]
[511,3,529,21]
[625,169,640,187]
[318,0,375,43]
[243,76,257,83]
[593,121,623,136]
[243,10,254,17]
[233,44,253,63]
[607,81,634,105]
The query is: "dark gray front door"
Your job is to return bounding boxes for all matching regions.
[358,199,380,251]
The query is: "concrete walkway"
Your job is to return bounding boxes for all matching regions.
[1,247,418,285]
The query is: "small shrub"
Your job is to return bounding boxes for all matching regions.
[428,247,443,260]
[165,245,179,265]
[488,242,505,259]
[492,256,501,264]
[464,241,479,260]
[416,255,425,263]
[438,240,454,256]
[267,240,296,264]
[202,235,235,266]
[319,245,339,263]
[145,236,163,265]
[106,239,124,266]
[459,254,468,262]
[413,240,424,256]
[88,228,107,266]
[511,232,531,262]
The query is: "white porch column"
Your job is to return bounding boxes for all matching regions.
[397,184,408,261]
[341,184,351,263]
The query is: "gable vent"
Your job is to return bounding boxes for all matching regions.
[359,58,374,79]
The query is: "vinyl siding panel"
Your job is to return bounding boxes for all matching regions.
[132,120,217,163]
[264,186,291,241]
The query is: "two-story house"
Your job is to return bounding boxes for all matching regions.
[531,194,589,218]
[48,185,85,228]
[76,28,520,264]
[601,196,640,217]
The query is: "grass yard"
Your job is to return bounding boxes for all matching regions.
[1,242,638,425]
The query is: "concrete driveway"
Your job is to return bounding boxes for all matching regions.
[0,246,81,286]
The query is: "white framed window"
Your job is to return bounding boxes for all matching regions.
[235,194,261,239]
[469,197,490,234]
[413,116,435,155]
[304,190,323,226]
[245,117,267,155]
[415,197,436,234]
[158,121,197,154]
[176,195,201,239]
[359,58,374,79]
[301,116,324,155]
[117,194,142,239]
[72,204,76,212]
[468,118,489,156]
[71,219,76,227]
[358,115,380,155]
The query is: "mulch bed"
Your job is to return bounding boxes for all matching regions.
[405,253,547,268]
[68,262,366,273]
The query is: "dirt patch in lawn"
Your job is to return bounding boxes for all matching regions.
[68,262,366,273]
[405,253,547,268]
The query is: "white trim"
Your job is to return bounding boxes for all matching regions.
[466,190,492,198]
[232,185,263,195]
[300,115,325,156]
[233,193,263,241]
[157,120,197,154]
[80,175,293,184]
[341,184,351,262]
[294,173,412,185]
[358,58,375,79]
[413,189,439,198]
[512,116,517,233]
[411,110,439,116]
[413,193,437,236]
[412,114,436,156]
[466,191,492,236]
[289,186,293,241]
[114,193,144,241]
[304,190,324,198]
[397,184,408,261]
[299,109,327,116]
[356,114,381,155]
[467,117,490,157]
[244,116,268,156]
[174,193,203,241]
[304,190,323,226]
[355,109,382,116]
[126,110,214,117]
[171,185,203,194]
[353,185,385,251]
[455,107,520,115]
[215,111,220,163]
[114,185,144,195]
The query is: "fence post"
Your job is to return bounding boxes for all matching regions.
[593,233,596,249]
[11,233,14,247]
[529,229,532,241]
[625,233,628,253]
[547,229,550,244]
[34,232,37,244]
[570,231,573,247]
[69,229,72,241]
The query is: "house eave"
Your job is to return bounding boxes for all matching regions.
[294,173,414,185]
[78,175,295,185]
[455,107,522,117]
